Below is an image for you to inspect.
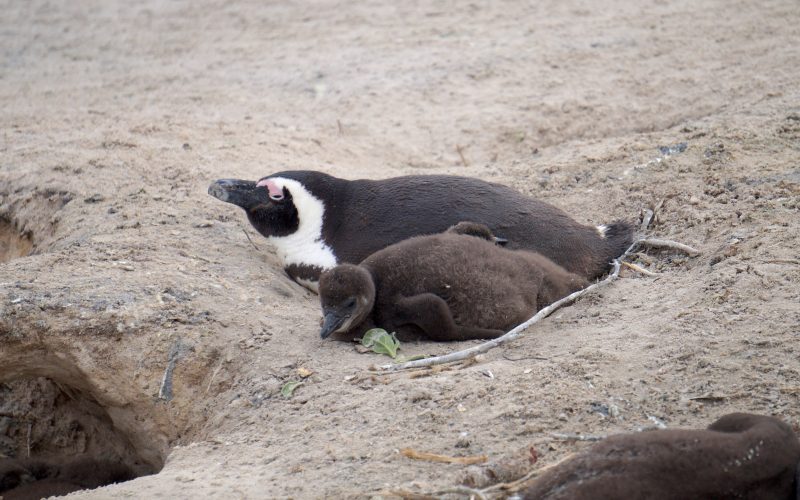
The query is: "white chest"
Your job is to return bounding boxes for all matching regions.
[265,177,338,271]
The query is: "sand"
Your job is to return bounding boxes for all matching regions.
[1,0,799,497]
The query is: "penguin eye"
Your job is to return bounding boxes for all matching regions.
[269,193,284,202]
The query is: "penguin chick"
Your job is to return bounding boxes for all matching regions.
[318,232,588,341]
[521,413,800,500]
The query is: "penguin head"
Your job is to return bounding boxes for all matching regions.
[318,264,375,339]
[208,177,300,238]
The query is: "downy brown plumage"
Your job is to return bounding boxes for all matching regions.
[318,224,588,341]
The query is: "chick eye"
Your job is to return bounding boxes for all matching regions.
[344,298,356,308]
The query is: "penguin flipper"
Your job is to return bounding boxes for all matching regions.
[389,293,503,341]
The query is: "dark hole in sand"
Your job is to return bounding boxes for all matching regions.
[0,377,161,499]
[0,187,73,264]
[0,217,33,263]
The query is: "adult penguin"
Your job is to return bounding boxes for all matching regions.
[209,171,633,291]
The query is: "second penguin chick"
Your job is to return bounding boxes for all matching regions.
[318,224,588,341]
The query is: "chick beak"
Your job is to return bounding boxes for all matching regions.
[320,310,347,339]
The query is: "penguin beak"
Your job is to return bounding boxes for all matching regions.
[320,310,347,339]
[208,179,260,209]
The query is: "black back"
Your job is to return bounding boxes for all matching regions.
[270,171,632,279]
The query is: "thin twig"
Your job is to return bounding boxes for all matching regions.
[637,238,700,256]
[653,198,666,216]
[502,352,549,362]
[400,448,488,465]
[407,365,454,378]
[178,250,216,264]
[27,422,32,457]
[481,452,577,495]
[456,145,469,167]
[205,359,224,395]
[622,261,658,276]
[242,228,260,250]
[640,208,654,232]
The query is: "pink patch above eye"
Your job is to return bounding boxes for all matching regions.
[256,179,284,198]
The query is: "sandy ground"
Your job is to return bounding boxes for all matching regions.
[1,0,799,497]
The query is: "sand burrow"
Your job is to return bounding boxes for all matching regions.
[0,217,33,263]
[0,350,163,496]
[0,187,73,263]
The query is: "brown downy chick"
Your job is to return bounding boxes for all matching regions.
[319,224,587,341]
[522,413,800,500]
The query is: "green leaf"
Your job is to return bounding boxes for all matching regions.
[361,328,386,347]
[281,380,304,398]
[360,328,400,358]
[372,333,400,358]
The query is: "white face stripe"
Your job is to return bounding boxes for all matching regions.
[265,177,338,271]
[596,224,608,239]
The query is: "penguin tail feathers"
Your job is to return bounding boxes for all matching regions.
[598,220,636,261]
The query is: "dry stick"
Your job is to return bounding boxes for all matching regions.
[242,228,260,250]
[637,237,700,256]
[26,422,32,457]
[622,261,658,276]
[640,208,654,232]
[480,452,578,495]
[205,360,225,395]
[376,237,699,372]
[456,145,469,167]
[401,448,488,465]
[502,352,549,362]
